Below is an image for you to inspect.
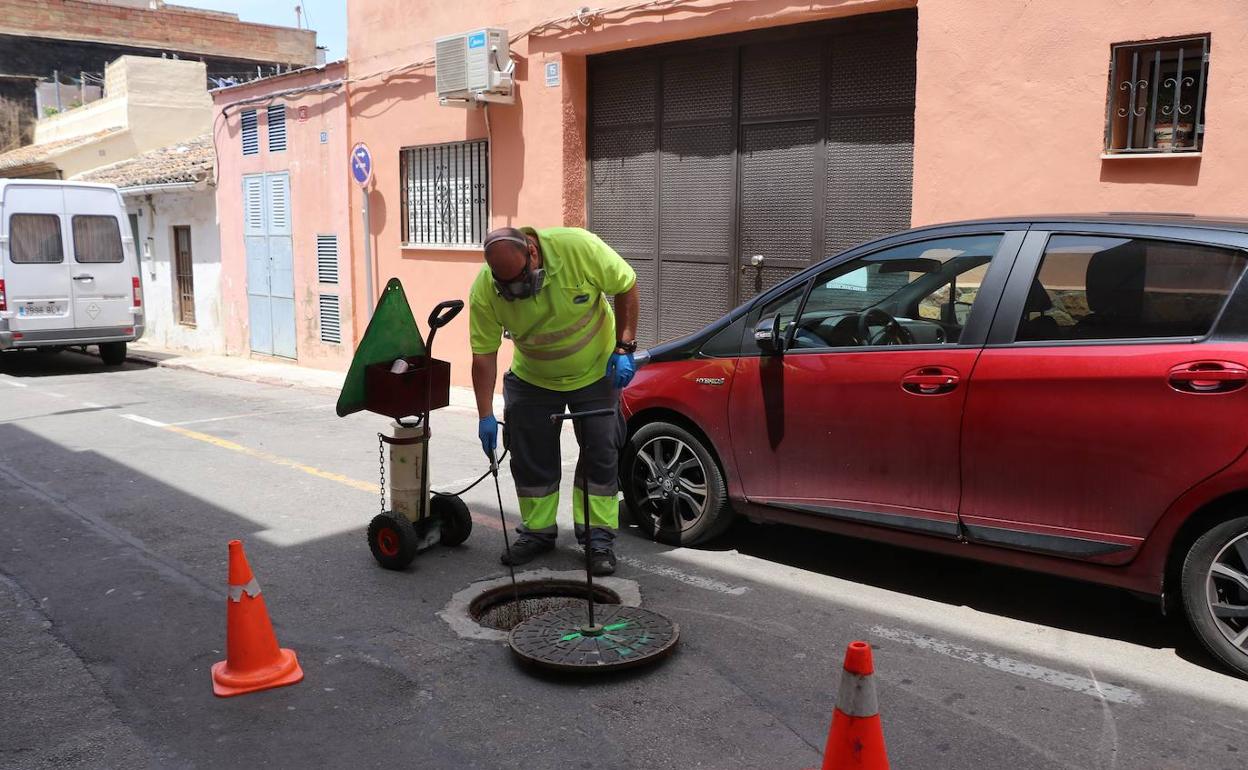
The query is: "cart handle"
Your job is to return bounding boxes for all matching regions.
[550,408,616,424]
[428,300,463,330]
[425,299,464,357]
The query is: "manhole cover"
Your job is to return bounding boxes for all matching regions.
[509,605,679,672]
[469,579,620,632]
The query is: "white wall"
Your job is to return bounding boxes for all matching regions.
[126,188,223,353]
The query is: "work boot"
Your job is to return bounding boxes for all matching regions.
[501,531,555,566]
[589,547,617,576]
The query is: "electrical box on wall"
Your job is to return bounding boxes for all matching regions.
[435,27,514,107]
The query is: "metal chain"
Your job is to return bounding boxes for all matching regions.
[377,433,386,516]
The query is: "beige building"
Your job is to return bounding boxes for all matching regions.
[0,56,212,179]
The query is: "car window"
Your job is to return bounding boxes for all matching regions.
[72,215,124,264]
[787,234,1003,349]
[9,214,64,264]
[1014,235,1248,342]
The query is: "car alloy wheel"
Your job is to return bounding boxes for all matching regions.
[623,421,731,546]
[1206,531,1248,650]
[631,435,709,534]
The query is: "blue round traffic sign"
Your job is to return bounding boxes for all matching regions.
[350,142,372,187]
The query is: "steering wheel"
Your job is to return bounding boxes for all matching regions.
[856,307,914,346]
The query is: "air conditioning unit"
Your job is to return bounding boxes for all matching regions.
[435,28,514,106]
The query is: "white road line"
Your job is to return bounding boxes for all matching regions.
[119,413,168,428]
[870,625,1144,706]
[0,378,27,388]
[170,403,335,426]
[617,554,750,595]
[42,391,66,399]
[80,401,104,409]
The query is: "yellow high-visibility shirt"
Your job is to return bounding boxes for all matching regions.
[469,227,636,392]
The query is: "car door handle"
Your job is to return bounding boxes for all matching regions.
[1168,361,1248,393]
[72,273,94,281]
[901,367,960,395]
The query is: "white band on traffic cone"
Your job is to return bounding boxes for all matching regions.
[227,578,262,602]
[835,670,879,718]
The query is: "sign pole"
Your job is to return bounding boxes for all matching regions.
[362,186,374,318]
[351,142,376,319]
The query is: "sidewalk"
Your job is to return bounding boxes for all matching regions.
[127,341,498,412]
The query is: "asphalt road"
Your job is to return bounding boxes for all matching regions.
[1,349,1246,769]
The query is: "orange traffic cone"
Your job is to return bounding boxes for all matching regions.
[818,641,889,769]
[211,539,304,697]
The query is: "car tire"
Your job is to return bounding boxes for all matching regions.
[622,420,731,546]
[1180,515,1248,678]
[99,341,127,366]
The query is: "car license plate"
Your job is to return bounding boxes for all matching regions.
[17,301,62,317]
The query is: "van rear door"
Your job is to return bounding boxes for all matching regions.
[2,184,75,334]
[66,187,134,330]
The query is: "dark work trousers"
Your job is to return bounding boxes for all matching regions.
[502,371,624,550]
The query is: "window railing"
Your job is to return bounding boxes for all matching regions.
[400,140,489,247]
[1105,36,1209,154]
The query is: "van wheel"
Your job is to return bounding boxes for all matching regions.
[622,421,731,546]
[99,342,127,366]
[1181,515,1248,678]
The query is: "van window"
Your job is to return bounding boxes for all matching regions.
[9,214,64,264]
[72,215,124,263]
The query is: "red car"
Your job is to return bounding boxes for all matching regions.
[620,215,1248,677]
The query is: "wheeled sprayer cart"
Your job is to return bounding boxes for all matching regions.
[335,278,472,570]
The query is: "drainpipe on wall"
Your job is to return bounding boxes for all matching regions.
[144,194,157,280]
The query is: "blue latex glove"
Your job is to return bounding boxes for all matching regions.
[478,415,498,460]
[606,352,636,389]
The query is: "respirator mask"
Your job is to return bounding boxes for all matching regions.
[487,233,545,301]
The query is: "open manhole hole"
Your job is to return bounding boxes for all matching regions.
[469,579,621,632]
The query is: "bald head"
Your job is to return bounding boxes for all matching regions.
[484,227,536,281]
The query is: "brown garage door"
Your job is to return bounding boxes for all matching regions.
[588,10,916,347]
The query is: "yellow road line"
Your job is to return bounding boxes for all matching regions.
[143,421,503,530]
[164,424,376,492]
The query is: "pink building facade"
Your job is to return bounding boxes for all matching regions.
[219,1,1248,384]
[213,61,354,370]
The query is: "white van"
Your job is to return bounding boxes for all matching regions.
[0,180,144,365]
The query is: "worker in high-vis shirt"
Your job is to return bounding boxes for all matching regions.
[470,226,639,575]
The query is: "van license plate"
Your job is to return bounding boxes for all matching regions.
[17,302,62,317]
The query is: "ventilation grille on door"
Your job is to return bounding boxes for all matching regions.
[268,105,287,152]
[243,176,264,232]
[241,109,258,155]
[267,175,290,233]
[319,294,341,343]
[316,234,338,284]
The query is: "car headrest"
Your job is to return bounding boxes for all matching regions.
[1085,240,1146,319]
[1024,279,1053,314]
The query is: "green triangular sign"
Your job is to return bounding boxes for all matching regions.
[335,278,425,417]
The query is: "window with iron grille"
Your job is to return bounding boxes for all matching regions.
[1105,36,1209,154]
[316,234,339,284]
[172,226,196,326]
[241,109,259,156]
[319,294,341,343]
[268,105,287,152]
[400,140,489,247]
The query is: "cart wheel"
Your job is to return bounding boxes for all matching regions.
[434,494,472,547]
[368,513,418,570]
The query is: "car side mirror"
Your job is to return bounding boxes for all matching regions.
[754,315,786,355]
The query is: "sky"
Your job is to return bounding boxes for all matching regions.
[174,1,347,61]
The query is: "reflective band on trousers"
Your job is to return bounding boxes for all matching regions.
[227,578,262,602]
[513,300,607,361]
[835,670,879,718]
